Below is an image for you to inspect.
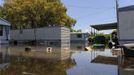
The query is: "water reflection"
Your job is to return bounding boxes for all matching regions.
[0,45,75,75]
[0,44,134,75]
[0,57,75,75]
[70,43,88,51]
[118,57,134,75]
[67,51,117,75]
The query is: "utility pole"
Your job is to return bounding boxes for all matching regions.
[115,0,120,40]
[116,2,121,75]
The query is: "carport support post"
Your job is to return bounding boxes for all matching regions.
[96,30,98,35]
[94,29,96,36]
[91,27,93,36]
[116,0,120,40]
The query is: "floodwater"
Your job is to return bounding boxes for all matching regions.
[0,43,134,75]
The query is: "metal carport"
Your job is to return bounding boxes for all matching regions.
[91,22,117,31]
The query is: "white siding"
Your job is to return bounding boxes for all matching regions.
[61,27,70,48]
[119,10,134,44]
[37,27,61,40]
[11,29,35,41]
[11,27,63,41]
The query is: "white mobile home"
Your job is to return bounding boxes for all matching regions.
[71,32,89,43]
[118,5,134,44]
[0,18,10,45]
[10,27,70,48]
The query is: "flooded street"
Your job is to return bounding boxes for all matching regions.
[0,44,134,75]
[1,0,134,75]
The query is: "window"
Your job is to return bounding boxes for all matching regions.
[77,34,82,38]
[0,26,3,36]
[19,30,23,34]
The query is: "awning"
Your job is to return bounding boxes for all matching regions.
[91,22,117,31]
[0,18,11,26]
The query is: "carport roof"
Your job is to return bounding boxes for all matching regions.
[91,22,117,31]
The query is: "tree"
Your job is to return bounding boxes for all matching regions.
[0,0,76,29]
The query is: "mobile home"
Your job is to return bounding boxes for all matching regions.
[71,32,89,43]
[10,27,70,48]
[0,18,10,45]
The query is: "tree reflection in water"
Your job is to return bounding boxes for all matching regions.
[0,56,76,75]
[0,46,76,75]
